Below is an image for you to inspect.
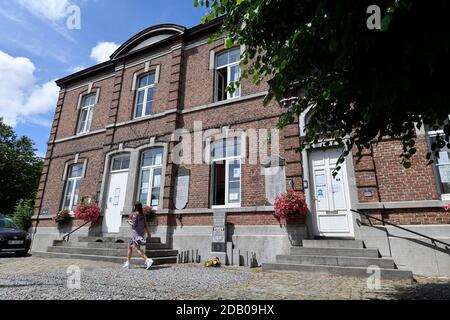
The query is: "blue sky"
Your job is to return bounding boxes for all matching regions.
[0,0,207,157]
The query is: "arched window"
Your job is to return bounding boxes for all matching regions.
[211,137,241,207]
[137,148,163,208]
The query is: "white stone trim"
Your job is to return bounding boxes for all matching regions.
[51,129,107,144]
[358,200,450,210]
[209,50,215,70]
[155,64,161,84]
[65,74,116,93]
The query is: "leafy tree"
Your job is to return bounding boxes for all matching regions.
[12,199,34,231]
[0,118,43,215]
[195,0,450,169]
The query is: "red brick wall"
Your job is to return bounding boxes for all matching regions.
[354,137,440,204]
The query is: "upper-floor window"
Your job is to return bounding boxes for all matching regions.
[77,94,96,134]
[427,115,450,200]
[137,148,163,209]
[215,48,241,102]
[134,73,155,119]
[62,163,84,211]
[211,138,242,208]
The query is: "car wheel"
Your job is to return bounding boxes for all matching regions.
[14,250,29,257]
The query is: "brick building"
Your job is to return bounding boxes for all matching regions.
[31,19,450,277]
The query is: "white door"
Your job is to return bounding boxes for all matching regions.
[309,149,354,238]
[103,155,130,233]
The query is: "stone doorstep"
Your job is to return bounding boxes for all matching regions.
[291,246,381,258]
[32,251,177,265]
[262,263,414,281]
[47,246,178,258]
[276,254,396,269]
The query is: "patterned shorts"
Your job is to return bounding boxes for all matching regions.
[128,236,146,249]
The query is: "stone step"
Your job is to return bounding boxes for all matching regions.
[53,240,169,250]
[302,240,364,249]
[276,255,395,269]
[32,251,177,265]
[76,236,161,244]
[47,246,178,258]
[262,263,414,281]
[291,247,380,258]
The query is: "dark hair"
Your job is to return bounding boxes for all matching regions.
[134,202,144,221]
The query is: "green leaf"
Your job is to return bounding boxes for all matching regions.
[225,38,234,49]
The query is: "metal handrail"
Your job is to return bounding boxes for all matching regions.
[351,209,450,250]
[62,221,90,242]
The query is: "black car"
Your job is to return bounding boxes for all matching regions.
[0,216,31,257]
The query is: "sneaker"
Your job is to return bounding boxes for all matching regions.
[145,258,154,270]
[122,261,130,269]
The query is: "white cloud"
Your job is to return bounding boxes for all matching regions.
[90,41,119,63]
[15,0,71,21]
[0,51,59,128]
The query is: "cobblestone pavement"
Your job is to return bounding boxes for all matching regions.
[1,255,450,300]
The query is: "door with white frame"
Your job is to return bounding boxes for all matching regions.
[309,148,355,238]
[103,155,130,233]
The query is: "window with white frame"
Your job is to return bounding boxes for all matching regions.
[111,154,130,172]
[137,148,163,208]
[77,94,96,134]
[134,73,155,119]
[215,48,241,102]
[62,163,84,211]
[211,137,242,207]
[427,115,450,199]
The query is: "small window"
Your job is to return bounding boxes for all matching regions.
[138,148,164,209]
[134,73,155,119]
[215,48,241,102]
[63,163,84,211]
[77,94,96,134]
[111,155,130,172]
[211,138,241,207]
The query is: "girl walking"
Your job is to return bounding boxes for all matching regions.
[123,203,154,270]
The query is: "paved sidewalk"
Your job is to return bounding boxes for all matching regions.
[1,255,449,300]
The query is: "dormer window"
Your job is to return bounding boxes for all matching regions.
[134,73,155,119]
[77,94,96,134]
[215,48,241,102]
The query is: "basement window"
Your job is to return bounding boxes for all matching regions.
[215,48,241,102]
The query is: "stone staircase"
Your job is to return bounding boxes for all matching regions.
[262,240,414,281]
[33,236,178,265]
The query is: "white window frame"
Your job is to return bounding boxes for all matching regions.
[62,164,84,212]
[215,48,241,102]
[77,94,96,134]
[211,138,242,209]
[426,114,450,200]
[110,154,130,173]
[137,149,163,210]
[134,73,155,119]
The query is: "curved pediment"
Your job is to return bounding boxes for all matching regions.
[111,24,186,60]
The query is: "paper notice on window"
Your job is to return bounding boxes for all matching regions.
[315,174,326,186]
[439,165,450,183]
[317,188,326,199]
[233,168,241,178]
[229,193,239,201]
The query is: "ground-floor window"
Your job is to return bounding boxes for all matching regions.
[62,163,84,211]
[211,138,241,208]
[427,115,450,198]
[137,148,163,208]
